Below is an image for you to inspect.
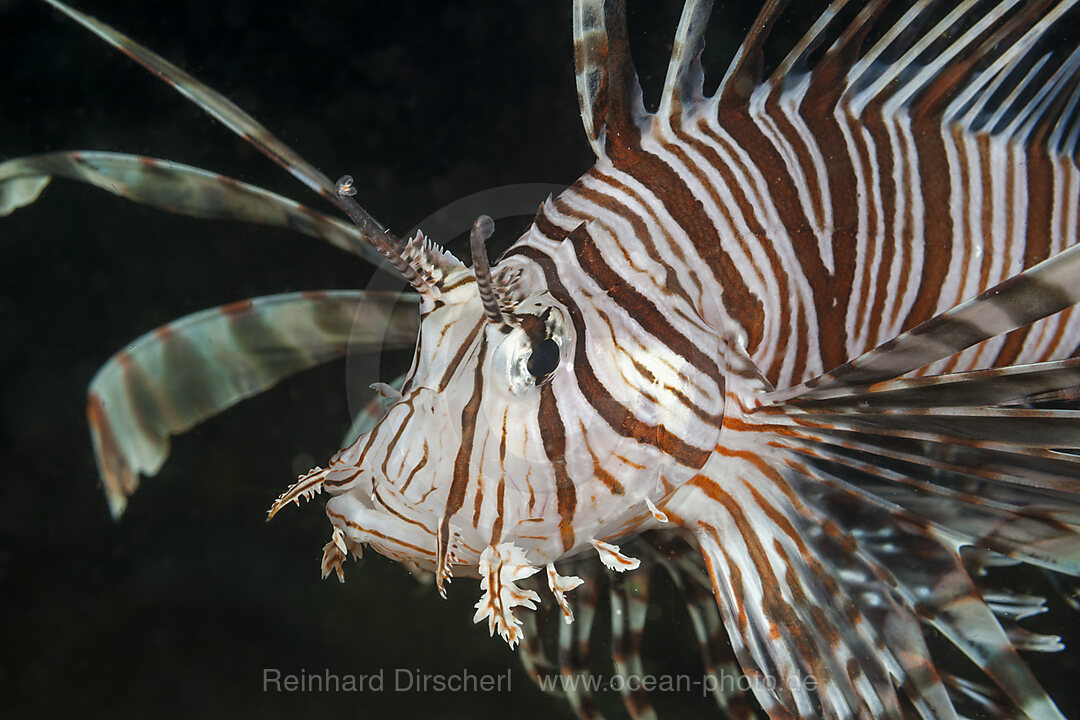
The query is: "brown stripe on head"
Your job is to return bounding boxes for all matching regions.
[563,220,724,397]
[513,245,712,469]
[538,385,576,552]
[436,333,488,593]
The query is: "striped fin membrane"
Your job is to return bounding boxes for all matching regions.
[87,291,418,518]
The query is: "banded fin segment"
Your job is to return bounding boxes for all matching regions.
[558,564,603,720]
[504,562,607,714]
[572,0,608,157]
[736,352,1080,717]
[783,357,1080,409]
[786,429,1080,569]
[608,567,656,720]
[571,0,647,159]
[759,364,1080,578]
[520,533,763,720]
[669,455,963,719]
[776,455,1070,720]
[40,0,402,270]
[517,607,562,698]
[726,0,1080,140]
[778,406,1080,494]
[658,0,713,121]
[941,673,1016,720]
[0,152,385,266]
[0,171,48,216]
[715,0,790,109]
[763,0,852,90]
[768,242,1080,403]
[796,0,889,112]
[88,290,418,518]
[655,537,757,719]
[40,0,336,199]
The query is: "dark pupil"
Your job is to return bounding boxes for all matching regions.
[526,338,560,381]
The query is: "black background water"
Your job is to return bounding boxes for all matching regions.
[1,1,1077,719]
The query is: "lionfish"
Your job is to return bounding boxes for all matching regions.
[4,0,1080,717]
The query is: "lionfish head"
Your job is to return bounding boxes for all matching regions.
[269,207,724,646]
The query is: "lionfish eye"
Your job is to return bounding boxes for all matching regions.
[526,338,560,382]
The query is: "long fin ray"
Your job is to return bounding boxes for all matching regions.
[787,441,1080,574]
[40,0,336,199]
[756,359,1080,573]
[572,0,610,158]
[784,423,1080,501]
[668,459,944,719]
[557,564,603,720]
[794,456,1070,720]
[608,567,656,720]
[780,358,1080,408]
[658,0,714,120]
[654,534,757,718]
[765,0,853,91]
[0,151,385,265]
[572,0,649,159]
[39,0,405,266]
[715,0,791,109]
[767,243,1080,403]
